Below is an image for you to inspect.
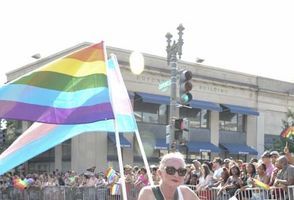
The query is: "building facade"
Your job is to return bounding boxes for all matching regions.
[6,42,294,173]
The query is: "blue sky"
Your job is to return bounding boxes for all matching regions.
[0,0,293,84]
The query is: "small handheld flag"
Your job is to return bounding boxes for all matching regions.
[253,178,270,190]
[13,178,29,190]
[280,126,294,143]
[105,167,117,183]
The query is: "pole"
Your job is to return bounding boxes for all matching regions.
[166,24,184,152]
[113,121,128,200]
[169,54,177,151]
[134,129,154,186]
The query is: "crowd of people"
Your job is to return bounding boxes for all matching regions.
[0,145,293,199]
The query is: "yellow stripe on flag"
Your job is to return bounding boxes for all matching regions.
[37,59,106,77]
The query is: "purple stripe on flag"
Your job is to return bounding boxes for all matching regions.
[0,100,114,124]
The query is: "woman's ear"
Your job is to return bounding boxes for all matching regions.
[157,168,162,177]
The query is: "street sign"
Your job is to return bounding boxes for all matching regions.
[158,80,171,92]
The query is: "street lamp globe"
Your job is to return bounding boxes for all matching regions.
[129,51,144,75]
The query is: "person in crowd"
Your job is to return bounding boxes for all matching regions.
[134,167,149,191]
[218,165,243,197]
[209,167,230,188]
[273,155,294,188]
[189,173,199,186]
[192,160,203,181]
[196,164,213,192]
[223,158,231,169]
[183,164,194,185]
[235,160,243,169]
[254,163,270,185]
[95,172,106,187]
[137,152,199,200]
[84,172,98,187]
[249,158,258,165]
[261,151,275,177]
[124,164,135,190]
[241,163,256,187]
[150,165,160,185]
[270,151,280,165]
[212,158,223,183]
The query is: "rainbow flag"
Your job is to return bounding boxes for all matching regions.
[280,126,294,141]
[0,42,114,124]
[13,178,29,190]
[0,55,138,175]
[253,178,270,190]
[111,183,121,195]
[105,167,117,183]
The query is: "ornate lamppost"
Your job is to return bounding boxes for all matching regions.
[165,24,184,151]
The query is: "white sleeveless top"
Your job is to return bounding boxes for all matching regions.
[177,187,184,200]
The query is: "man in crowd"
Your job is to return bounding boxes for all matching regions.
[270,151,280,165]
[273,155,294,187]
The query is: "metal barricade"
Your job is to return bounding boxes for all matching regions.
[288,185,294,200]
[0,185,293,200]
[187,185,231,200]
[234,187,290,200]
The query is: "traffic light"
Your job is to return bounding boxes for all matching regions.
[182,118,190,142]
[179,70,193,105]
[0,130,5,144]
[174,118,183,140]
[174,118,190,142]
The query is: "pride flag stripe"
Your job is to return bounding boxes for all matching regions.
[12,72,107,91]
[0,85,109,108]
[0,101,113,124]
[67,43,105,62]
[36,60,106,77]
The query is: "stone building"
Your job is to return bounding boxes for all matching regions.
[6,42,294,173]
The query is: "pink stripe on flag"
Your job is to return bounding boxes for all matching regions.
[0,123,56,159]
[107,55,133,115]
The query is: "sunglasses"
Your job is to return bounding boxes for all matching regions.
[164,166,187,177]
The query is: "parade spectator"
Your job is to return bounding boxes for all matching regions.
[150,165,160,185]
[254,163,270,185]
[183,164,194,185]
[134,167,149,191]
[212,158,223,183]
[223,158,231,169]
[270,151,280,165]
[196,164,213,192]
[261,151,275,177]
[218,165,243,197]
[273,155,294,187]
[210,167,229,188]
[192,160,202,181]
[95,172,106,187]
[241,163,256,187]
[84,172,98,187]
[137,152,199,200]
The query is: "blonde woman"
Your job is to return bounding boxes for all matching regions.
[138,152,199,200]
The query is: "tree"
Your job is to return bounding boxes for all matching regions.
[279,109,294,153]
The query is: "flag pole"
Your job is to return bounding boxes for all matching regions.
[134,129,154,186]
[113,121,128,200]
[104,46,128,199]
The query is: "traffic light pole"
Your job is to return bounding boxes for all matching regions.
[169,55,177,151]
[166,24,184,152]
